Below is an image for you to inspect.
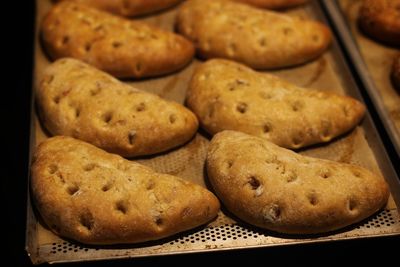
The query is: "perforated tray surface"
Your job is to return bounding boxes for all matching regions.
[26,0,400,264]
[37,209,400,263]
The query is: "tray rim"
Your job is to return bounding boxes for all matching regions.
[321,0,400,160]
[25,0,400,264]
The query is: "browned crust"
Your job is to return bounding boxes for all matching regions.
[358,0,400,46]
[233,0,309,10]
[176,0,331,69]
[187,59,366,149]
[206,130,389,234]
[57,0,183,17]
[42,1,194,78]
[31,136,220,244]
[37,58,199,157]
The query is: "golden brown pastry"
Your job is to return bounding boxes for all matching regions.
[358,0,400,46]
[176,0,331,69]
[31,136,220,244]
[187,59,365,149]
[57,0,183,17]
[206,130,389,234]
[232,0,308,10]
[41,1,194,78]
[37,58,198,157]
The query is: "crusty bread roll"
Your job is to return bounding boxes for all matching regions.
[358,0,400,46]
[31,136,220,244]
[57,0,183,17]
[232,0,308,10]
[41,1,194,78]
[176,0,331,69]
[206,130,389,234]
[37,58,198,157]
[187,59,365,149]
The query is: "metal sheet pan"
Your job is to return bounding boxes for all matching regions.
[26,0,400,264]
[322,0,400,158]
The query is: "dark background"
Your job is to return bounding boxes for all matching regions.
[4,1,399,266]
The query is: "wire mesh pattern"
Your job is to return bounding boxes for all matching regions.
[50,209,399,255]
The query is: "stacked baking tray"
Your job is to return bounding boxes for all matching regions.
[322,0,400,158]
[26,0,400,264]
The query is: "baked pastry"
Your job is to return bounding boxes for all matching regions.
[187,59,365,149]
[176,0,331,69]
[31,136,220,244]
[57,0,183,17]
[206,130,389,234]
[232,0,308,10]
[392,54,400,91]
[41,1,194,78]
[358,0,400,46]
[37,58,198,157]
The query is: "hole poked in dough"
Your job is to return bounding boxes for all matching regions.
[285,170,297,183]
[348,197,357,212]
[291,101,303,112]
[258,37,267,47]
[259,91,273,100]
[135,102,146,112]
[90,82,102,96]
[283,27,293,35]
[236,102,248,114]
[79,210,94,231]
[56,173,65,184]
[248,176,261,190]
[226,160,234,169]
[112,41,123,48]
[307,191,318,206]
[101,180,113,192]
[319,168,331,179]
[155,216,163,226]
[352,170,362,178]
[320,120,332,140]
[84,42,92,52]
[115,200,128,214]
[67,184,79,195]
[227,79,249,91]
[48,164,58,174]
[263,204,281,222]
[128,130,136,145]
[53,95,61,104]
[262,123,272,134]
[42,74,54,86]
[342,105,351,117]
[83,163,97,171]
[169,114,177,124]
[264,154,279,164]
[146,179,155,190]
[102,111,113,124]
[247,176,264,197]
[291,132,305,148]
[62,35,69,45]
[312,34,320,43]
[94,24,104,32]
[74,107,81,118]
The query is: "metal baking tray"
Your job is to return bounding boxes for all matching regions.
[322,0,400,158]
[26,0,400,264]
